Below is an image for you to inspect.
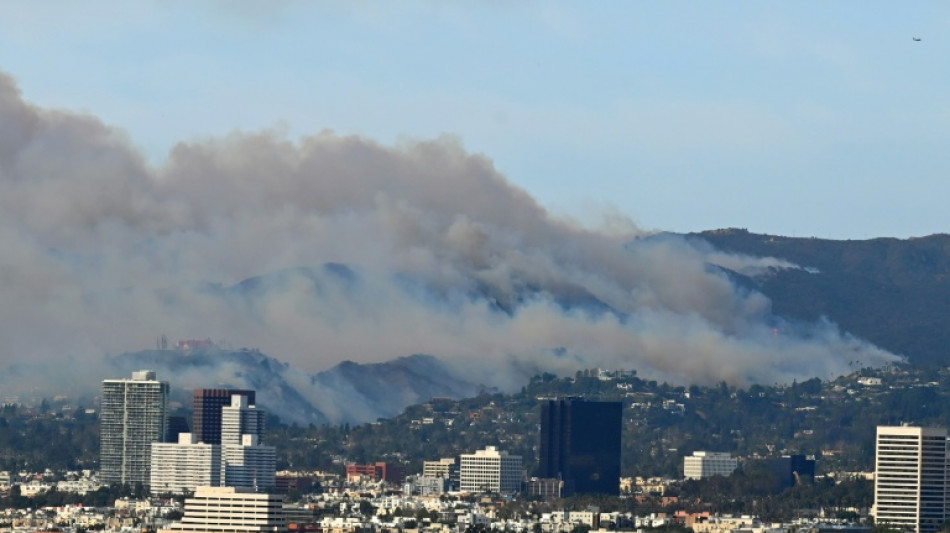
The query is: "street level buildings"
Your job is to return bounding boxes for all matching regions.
[873,425,950,533]
[100,370,169,486]
[345,462,407,485]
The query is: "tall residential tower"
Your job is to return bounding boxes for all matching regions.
[100,370,169,486]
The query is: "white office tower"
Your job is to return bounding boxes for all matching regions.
[223,434,277,491]
[683,451,739,480]
[459,446,522,494]
[221,396,274,491]
[100,370,169,486]
[159,486,285,533]
[873,425,949,533]
[221,395,265,445]
[150,433,222,495]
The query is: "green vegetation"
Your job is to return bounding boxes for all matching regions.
[0,404,98,471]
[269,365,948,477]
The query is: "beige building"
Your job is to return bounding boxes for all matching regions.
[160,486,285,533]
[423,457,458,479]
[873,425,949,533]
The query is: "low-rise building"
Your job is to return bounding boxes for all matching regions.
[160,486,286,533]
[684,451,738,480]
[459,446,522,494]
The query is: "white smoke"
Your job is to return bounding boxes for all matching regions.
[0,71,899,409]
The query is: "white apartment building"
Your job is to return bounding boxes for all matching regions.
[150,433,221,495]
[100,370,169,486]
[459,446,522,494]
[159,486,285,533]
[683,451,738,480]
[873,425,949,533]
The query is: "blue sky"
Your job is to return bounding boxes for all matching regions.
[0,1,947,239]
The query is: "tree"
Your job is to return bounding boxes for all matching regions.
[358,500,376,517]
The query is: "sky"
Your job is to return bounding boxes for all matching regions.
[0,1,946,239]
[0,2,913,413]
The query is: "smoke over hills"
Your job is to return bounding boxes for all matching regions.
[0,70,899,416]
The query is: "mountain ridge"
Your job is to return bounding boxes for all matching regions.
[692,228,950,367]
[105,349,482,425]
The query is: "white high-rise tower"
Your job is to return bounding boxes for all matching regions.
[100,370,169,486]
[221,394,265,445]
[221,395,274,491]
[873,425,950,533]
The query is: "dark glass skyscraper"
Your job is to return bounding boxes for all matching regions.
[537,399,622,496]
[192,389,256,445]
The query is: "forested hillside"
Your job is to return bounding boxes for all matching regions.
[694,229,950,367]
[270,364,949,478]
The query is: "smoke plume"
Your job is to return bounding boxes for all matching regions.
[0,71,899,415]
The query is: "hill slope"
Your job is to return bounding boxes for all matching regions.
[693,229,950,366]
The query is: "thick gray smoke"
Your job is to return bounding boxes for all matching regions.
[0,71,899,412]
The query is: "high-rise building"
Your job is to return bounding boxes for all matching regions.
[537,399,622,496]
[873,425,949,533]
[217,394,275,491]
[193,389,256,445]
[683,451,738,480]
[150,433,221,495]
[459,446,522,494]
[149,393,274,495]
[223,434,276,491]
[221,394,265,445]
[159,486,285,533]
[100,370,169,487]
